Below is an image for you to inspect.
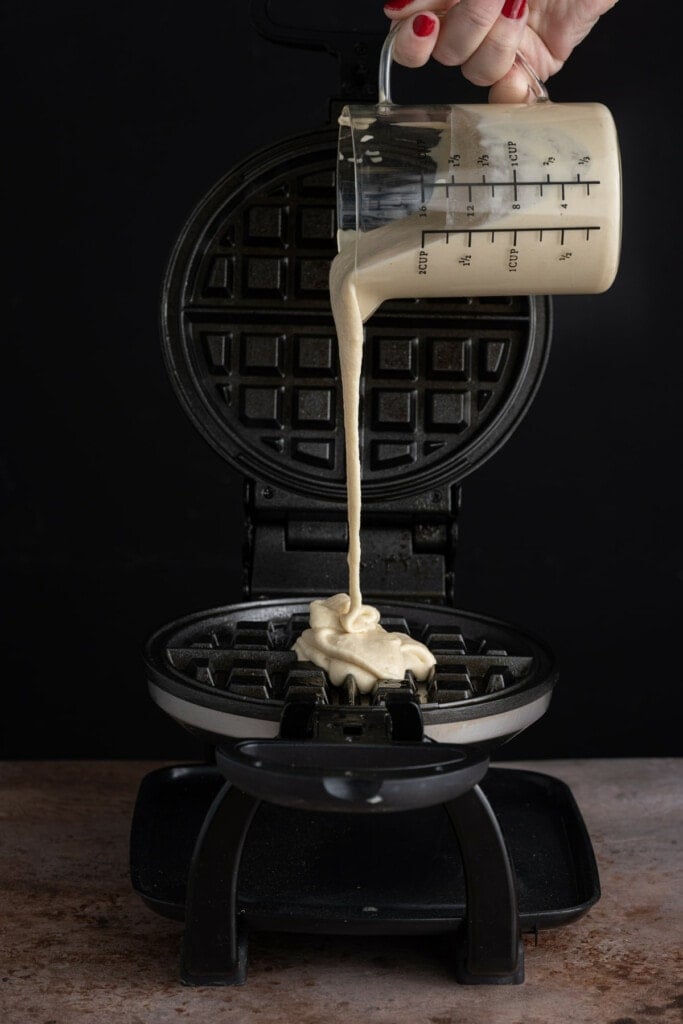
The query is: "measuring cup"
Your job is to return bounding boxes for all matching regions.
[336,26,622,318]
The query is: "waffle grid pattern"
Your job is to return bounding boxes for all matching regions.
[175,147,538,494]
[166,615,533,708]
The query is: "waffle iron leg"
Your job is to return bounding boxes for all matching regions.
[445,783,524,984]
[181,782,260,985]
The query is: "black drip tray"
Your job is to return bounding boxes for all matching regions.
[131,765,599,934]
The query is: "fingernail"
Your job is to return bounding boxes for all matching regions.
[413,13,436,36]
[384,0,414,10]
[502,0,527,18]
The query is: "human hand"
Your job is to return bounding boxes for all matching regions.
[383,0,618,102]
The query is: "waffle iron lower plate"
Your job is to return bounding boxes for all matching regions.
[130,763,600,934]
[145,598,556,747]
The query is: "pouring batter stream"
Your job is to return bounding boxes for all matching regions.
[292,236,436,693]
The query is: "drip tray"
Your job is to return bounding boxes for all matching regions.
[131,764,600,934]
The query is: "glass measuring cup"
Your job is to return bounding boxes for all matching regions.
[336,26,622,319]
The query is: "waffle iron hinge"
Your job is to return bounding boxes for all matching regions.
[244,479,461,604]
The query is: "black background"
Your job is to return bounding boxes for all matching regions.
[3,0,681,760]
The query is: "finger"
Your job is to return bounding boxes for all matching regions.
[488,62,535,102]
[390,10,441,68]
[487,27,562,103]
[460,0,528,89]
[433,0,509,66]
[383,0,455,21]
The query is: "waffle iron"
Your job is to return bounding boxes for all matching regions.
[130,2,600,988]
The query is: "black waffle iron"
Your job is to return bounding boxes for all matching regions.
[130,3,600,988]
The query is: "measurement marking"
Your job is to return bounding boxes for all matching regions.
[421,225,601,246]
[430,177,600,189]
[467,232,472,247]
[561,184,566,201]
[513,230,518,246]
[513,169,518,203]
[420,172,425,205]
[577,172,590,197]
[430,178,602,188]
[468,185,473,202]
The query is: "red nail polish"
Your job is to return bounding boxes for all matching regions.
[501,0,527,18]
[384,0,414,10]
[413,13,436,37]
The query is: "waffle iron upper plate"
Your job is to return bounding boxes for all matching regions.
[161,128,551,503]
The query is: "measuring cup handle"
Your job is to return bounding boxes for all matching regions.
[378,19,549,104]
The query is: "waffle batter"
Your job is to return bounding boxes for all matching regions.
[292,235,436,692]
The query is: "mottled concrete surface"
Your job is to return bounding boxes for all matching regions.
[0,759,681,1024]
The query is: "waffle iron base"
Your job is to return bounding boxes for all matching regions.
[131,763,600,936]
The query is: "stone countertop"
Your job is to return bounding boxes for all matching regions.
[0,759,681,1024]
